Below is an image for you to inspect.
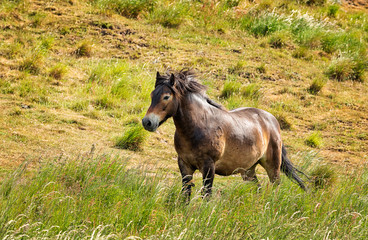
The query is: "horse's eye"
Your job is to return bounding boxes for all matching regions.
[163,95,170,100]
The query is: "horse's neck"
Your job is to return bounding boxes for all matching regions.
[173,93,215,131]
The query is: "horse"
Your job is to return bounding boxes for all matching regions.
[142,70,306,200]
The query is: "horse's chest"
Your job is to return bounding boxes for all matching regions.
[174,126,225,160]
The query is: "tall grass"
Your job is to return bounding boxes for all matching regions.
[326,56,366,82]
[80,60,154,114]
[220,80,242,98]
[1,153,368,239]
[148,2,188,28]
[91,0,155,18]
[244,12,288,37]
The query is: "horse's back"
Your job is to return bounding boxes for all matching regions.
[229,107,280,134]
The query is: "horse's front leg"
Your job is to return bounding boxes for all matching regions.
[202,158,215,198]
[178,157,195,202]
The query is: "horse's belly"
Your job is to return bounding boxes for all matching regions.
[214,145,263,176]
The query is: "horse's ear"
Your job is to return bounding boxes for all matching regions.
[169,73,175,86]
[155,72,161,87]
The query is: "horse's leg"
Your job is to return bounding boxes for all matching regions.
[178,157,195,202]
[241,162,259,183]
[259,142,282,185]
[202,158,215,198]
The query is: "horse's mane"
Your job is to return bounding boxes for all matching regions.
[156,69,226,110]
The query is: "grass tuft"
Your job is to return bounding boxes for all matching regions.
[149,3,187,28]
[304,0,326,6]
[292,47,310,60]
[220,80,242,98]
[19,50,44,74]
[247,13,287,37]
[272,111,292,130]
[268,30,290,49]
[28,11,46,27]
[241,83,262,100]
[326,56,366,82]
[114,124,148,151]
[256,63,266,73]
[310,164,337,189]
[49,64,67,79]
[228,60,246,75]
[69,100,89,112]
[92,0,155,18]
[75,41,92,57]
[308,78,326,95]
[305,131,323,148]
[327,4,339,18]
[94,95,116,110]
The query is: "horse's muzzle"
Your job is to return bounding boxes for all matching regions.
[142,115,159,132]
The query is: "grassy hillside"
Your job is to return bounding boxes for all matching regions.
[0,0,367,175]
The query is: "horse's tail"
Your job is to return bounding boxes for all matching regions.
[281,145,307,191]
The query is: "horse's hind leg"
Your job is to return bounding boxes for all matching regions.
[241,162,259,183]
[259,142,282,185]
[202,158,215,198]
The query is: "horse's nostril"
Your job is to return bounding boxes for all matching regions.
[142,118,152,129]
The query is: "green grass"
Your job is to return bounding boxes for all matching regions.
[49,63,67,80]
[271,111,293,130]
[305,131,323,148]
[114,124,148,151]
[75,41,92,57]
[308,78,326,95]
[292,46,310,60]
[69,100,89,112]
[326,56,366,82]
[245,13,288,37]
[304,0,327,6]
[1,153,368,239]
[241,83,262,100]
[228,60,247,75]
[149,2,187,28]
[91,0,155,18]
[310,164,337,189]
[268,30,291,49]
[327,4,340,18]
[19,49,44,74]
[220,79,242,98]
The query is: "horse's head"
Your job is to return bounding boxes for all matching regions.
[142,72,179,132]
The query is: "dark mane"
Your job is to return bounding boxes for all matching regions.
[156,69,205,95]
[156,69,226,110]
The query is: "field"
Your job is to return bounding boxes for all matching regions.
[0,0,368,239]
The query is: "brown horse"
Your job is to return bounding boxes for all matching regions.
[142,70,306,199]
